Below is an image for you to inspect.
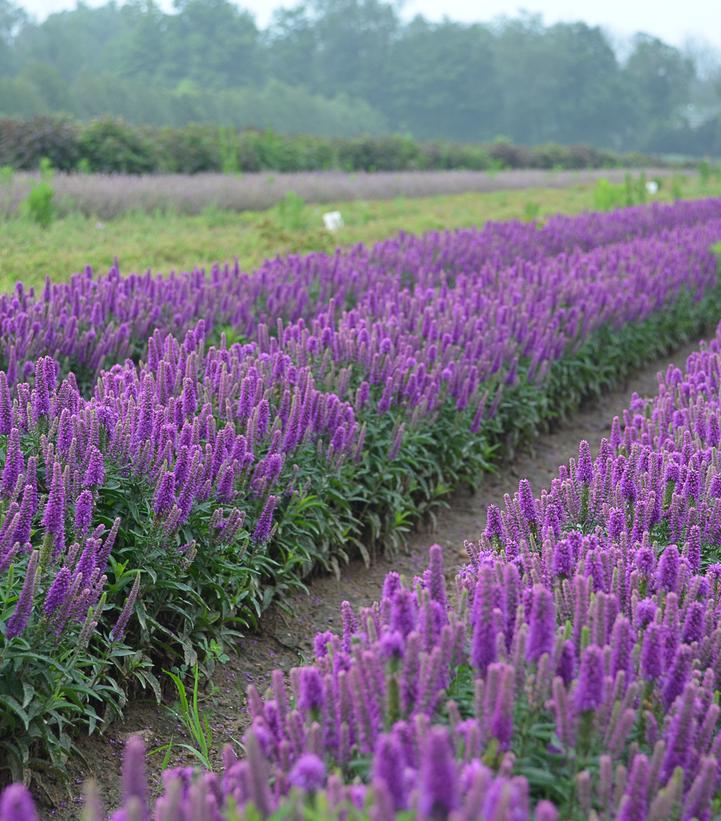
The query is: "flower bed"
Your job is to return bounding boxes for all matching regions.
[1,200,721,787]
[4,318,719,818]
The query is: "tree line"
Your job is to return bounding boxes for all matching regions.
[0,0,720,156]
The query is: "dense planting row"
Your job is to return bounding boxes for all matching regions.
[1,199,721,788]
[7,272,721,818]
[4,197,721,383]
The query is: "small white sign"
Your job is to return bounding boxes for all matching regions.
[323,211,344,231]
[645,180,659,195]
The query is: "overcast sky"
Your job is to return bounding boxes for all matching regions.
[17,0,721,51]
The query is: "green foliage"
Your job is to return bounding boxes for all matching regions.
[78,117,157,174]
[0,1,717,155]
[592,179,626,211]
[0,164,12,184]
[0,116,665,175]
[154,667,214,770]
[21,155,54,227]
[0,115,80,171]
[592,173,654,212]
[274,191,307,231]
[699,159,712,186]
[523,200,541,221]
[0,544,135,788]
[218,126,240,175]
[671,174,685,201]
[635,171,647,204]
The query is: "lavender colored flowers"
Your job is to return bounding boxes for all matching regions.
[2,196,721,816]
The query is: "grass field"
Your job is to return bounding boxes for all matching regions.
[1,173,717,291]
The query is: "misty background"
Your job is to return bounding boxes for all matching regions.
[1,0,720,155]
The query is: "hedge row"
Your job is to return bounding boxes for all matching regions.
[0,116,662,176]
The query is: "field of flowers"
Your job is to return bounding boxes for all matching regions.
[8,320,720,819]
[1,197,721,817]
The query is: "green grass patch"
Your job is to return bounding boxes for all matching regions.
[1,176,717,291]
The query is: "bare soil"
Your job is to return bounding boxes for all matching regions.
[48,337,701,818]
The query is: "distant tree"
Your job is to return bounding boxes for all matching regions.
[16,61,70,110]
[266,4,319,90]
[0,0,25,73]
[0,0,719,154]
[387,17,499,141]
[268,0,400,109]
[162,0,263,88]
[625,34,696,126]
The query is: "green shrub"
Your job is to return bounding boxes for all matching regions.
[523,200,541,221]
[671,174,685,201]
[592,174,652,211]
[0,116,666,175]
[335,135,421,172]
[0,116,81,171]
[21,156,55,228]
[699,158,711,186]
[218,126,240,175]
[274,190,307,230]
[79,117,158,174]
[636,171,648,204]
[592,178,624,211]
[153,124,221,174]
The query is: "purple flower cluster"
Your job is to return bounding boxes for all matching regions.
[2,197,721,385]
[4,200,718,651]
[0,327,359,632]
[3,198,721,812]
[7,317,721,819]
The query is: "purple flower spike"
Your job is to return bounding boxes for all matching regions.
[518,479,537,527]
[288,754,325,792]
[1,428,24,498]
[83,446,106,488]
[640,622,664,681]
[418,727,459,817]
[297,667,324,715]
[121,735,148,816]
[252,495,278,543]
[153,471,176,517]
[485,504,504,541]
[5,550,39,640]
[526,584,555,663]
[0,784,38,821]
[111,573,141,643]
[0,371,13,435]
[428,544,446,609]
[657,545,680,593]
[617,754,649,821]
[574,644,604,713]
[74,489,94,535]
[577,440,593,485]
[42,460,65,554]
[372,733,406,810]
[471,565,498,673]
[43,566,71,618]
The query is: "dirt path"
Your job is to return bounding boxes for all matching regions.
[52,337,701,817]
